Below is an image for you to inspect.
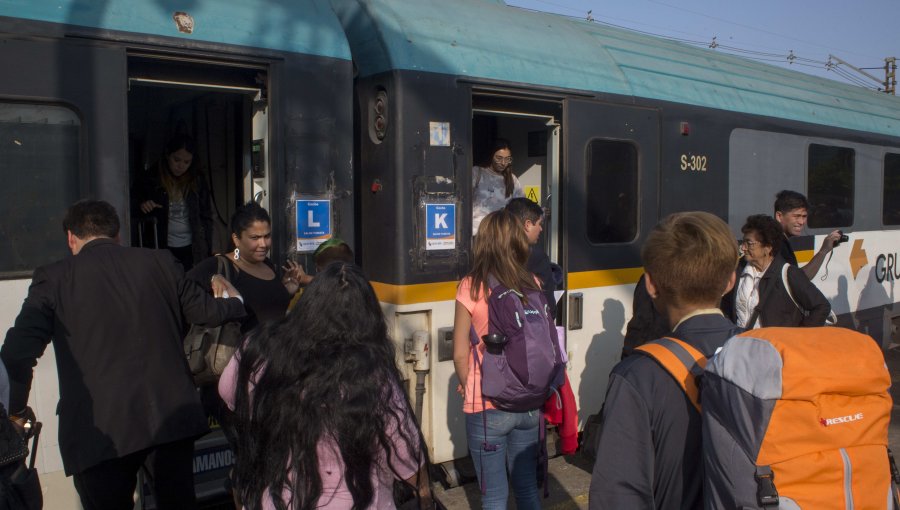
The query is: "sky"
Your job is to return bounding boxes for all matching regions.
[503,0,899,92]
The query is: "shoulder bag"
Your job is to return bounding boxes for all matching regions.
[184,255,243,386]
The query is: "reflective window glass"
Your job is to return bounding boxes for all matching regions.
[0,103,80,275]
[586,139,638,243]
[808,144,854,228]
[884,153,900,225]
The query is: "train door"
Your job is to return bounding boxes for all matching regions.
[127,55,268,257]
[126,55,267,507]
[562,99,660,421]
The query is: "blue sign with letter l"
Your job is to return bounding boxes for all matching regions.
[296,199,332,251]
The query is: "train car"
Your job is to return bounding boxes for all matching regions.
[329,0,900,482]
[0,0,353,505]
[2,0,900,506]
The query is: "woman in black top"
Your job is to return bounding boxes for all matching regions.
[188,201,304,333]
[132,134,213,270]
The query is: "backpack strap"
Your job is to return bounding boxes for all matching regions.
[781,263,800,311]
[780,262,838,325]
[635,337,706,412]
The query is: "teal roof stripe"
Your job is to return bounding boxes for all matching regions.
[2,0,351,60]
[331,0,900,137]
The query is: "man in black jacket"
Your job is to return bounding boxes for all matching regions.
[589,212,740,510]
[774,190,843,279]
[1,200,246,510]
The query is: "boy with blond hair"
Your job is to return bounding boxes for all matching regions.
[589,211,740,510]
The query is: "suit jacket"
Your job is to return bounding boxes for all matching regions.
[0,238,245,474]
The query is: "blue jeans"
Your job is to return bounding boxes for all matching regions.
[466,409,541,510]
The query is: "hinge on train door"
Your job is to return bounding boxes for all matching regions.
[253,72,268,112]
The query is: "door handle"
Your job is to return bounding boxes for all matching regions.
[568,292,583,330]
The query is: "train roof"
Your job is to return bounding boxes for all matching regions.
[332,0,900,138]
[0,0,351,60]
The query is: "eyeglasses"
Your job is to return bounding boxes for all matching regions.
[493,156,513,164]
[739,239,759,248]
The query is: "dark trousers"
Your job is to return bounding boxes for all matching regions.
[72,438,196,510]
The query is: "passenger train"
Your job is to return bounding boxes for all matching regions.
[1,0,899,506]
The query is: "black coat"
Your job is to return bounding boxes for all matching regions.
[0,238,245,474]
[132,166,213,263]
[722,256,831,328]
[622,274,670,359]
[527,244,558,319]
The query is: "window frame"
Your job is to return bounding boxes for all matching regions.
[584,137,640,245]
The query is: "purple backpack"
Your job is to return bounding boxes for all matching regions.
[471,277,564,412]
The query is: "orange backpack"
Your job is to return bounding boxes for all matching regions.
[639,328,899,509]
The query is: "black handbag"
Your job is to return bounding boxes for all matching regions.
[184,255,243,385]
[0,405,42,510]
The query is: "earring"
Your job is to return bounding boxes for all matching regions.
[233,248,240,261]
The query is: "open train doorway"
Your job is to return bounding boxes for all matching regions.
[125,54,267,506]
[471,92,563,314]
[127,55,268,266]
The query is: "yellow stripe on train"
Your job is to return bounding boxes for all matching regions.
[795,249,813,263]
[371,267,646,306]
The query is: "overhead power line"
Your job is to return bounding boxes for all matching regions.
[508,3,891,91]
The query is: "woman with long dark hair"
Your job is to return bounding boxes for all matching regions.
[452,209,543,510]
[132,134,213,270]
[218,263,431,509]
[472,138,524,235]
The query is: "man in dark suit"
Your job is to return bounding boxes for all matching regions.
[1,200,246,510]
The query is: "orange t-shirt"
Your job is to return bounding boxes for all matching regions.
[456,276,495,414]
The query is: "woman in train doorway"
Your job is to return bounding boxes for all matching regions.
[189,200,305,336]
[472,138,525,235]
[132,134,213,270]
[452,209,544,510]
[219,262,432,509]
[723,214,831,328]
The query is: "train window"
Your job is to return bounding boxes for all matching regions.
[885,153,900,225]
[807,144,854,228]
[0,103,80,275]
[585,139,638,243]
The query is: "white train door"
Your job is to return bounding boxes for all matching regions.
[562,99,660,421]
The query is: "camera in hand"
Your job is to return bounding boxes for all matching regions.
[835,230,849,246]
[482,333,508,355]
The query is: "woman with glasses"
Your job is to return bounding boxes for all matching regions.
[473,138,524,235]
[723,214,830,328]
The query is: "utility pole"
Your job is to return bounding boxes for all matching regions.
[886,57,897,95]
[829,54,897,94]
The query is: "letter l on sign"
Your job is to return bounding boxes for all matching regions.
[309,210,321,227]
